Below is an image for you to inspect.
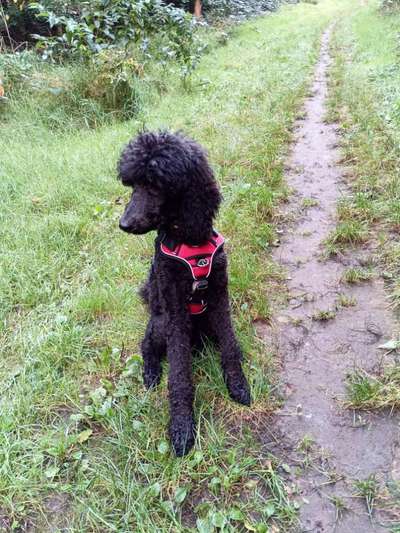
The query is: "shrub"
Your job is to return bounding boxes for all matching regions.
[170,0,284,19]
[83,49,146,119]
[202,0,282,20]
[31,0,204,75]
[0,0,51,45]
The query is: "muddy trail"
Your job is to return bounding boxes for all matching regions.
[258,29,400,531]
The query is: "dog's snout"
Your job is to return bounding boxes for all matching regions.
[119,214,151,234]
[119,185,163,234]
[119,217,131,232]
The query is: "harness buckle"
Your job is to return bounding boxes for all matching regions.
[192,279,208,293]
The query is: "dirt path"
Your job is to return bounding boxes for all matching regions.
[258,28,400,531]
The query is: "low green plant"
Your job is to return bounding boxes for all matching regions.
[301,196,319,209]
[297,434,314,453]
[312,309,336,321]
[0,50,37,94]
[83,50,146,118]
[341,267,373,284]
[346,372,381,407]
[337,194,379,224]
[329,495,348,521]
[1,0,209,126]
[346,368,400,409]
[336,293,357,307]
[353,475,380,517]
[325,220,368,255]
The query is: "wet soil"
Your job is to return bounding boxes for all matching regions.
[258,29,400,531]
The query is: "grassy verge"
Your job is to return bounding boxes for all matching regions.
[346,367,400,410]
[1,2,347,530]
[328,1,400,410]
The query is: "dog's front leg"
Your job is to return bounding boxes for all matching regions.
[166,307,195,456]
[208,264,251,406]
[212,303,251,406]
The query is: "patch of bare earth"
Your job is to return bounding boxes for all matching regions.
[258,29,400,531]
[33,494,72,533]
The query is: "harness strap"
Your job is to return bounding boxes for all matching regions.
[160,230,225,315]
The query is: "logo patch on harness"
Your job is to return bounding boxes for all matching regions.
[197,258,209,267]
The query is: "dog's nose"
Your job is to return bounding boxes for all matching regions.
[119,218,131,232]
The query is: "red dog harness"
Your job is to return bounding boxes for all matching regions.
[160,230,225,315]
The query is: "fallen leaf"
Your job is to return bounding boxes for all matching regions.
[77,429,93,443]
[157,440,169,455]
[45,466,60,478]
[378,340,400,351]
[174,486,188,504]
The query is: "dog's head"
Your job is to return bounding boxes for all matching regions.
[118,131,221,244]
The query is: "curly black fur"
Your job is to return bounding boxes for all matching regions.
[118,131,251,456]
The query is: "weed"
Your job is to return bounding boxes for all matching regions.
[346,368,400,409]
[337,194,378,224]
[297,434,314,453]
[329,495,348,521]
[291,317,304,326]
[325,220,368,255]
[341,267,373,284]
[312,309,336,321]
[353,475,379,516]
[336,293,357,307]
[301,196,319,209]
[346,371,381,407]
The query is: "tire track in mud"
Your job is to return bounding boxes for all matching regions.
[258,28,400,531]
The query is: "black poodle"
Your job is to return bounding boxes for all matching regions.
[118,131,251,456]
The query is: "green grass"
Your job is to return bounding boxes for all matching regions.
[336,293,357,308]
[324,197,371,255]
[311,309,336,321]
[325,219,368,255]
[346,367,400,409]
[329,1,400,270]
[341,266,374,284]
[301,196,319,209]
[0,1,354,530]
[353,475,380,518]
[329,1,400,419]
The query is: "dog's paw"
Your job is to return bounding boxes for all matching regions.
[169,415,196,457]
[226,373,252,406]
[143,366,161,389]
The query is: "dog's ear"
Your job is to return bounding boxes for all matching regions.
[179,163,222,245]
